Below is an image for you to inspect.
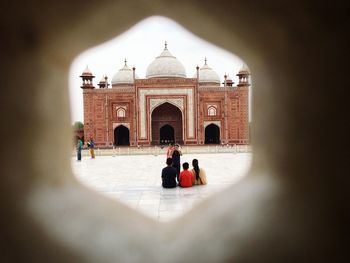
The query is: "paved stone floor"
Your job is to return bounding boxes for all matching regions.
[72,152,252,222]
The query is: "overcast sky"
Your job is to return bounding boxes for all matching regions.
[69,16,246,123]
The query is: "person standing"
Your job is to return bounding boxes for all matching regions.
[161,158,177,188]
[76,138,83,161]
[166,142,175,160]
[87,137,95,159]
[191,159,207,185]
[171,144,182,182]
[179,162,193,187]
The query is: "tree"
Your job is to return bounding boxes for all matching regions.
[73,121,84,130]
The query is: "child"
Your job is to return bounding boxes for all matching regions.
[87,137,95,158]
[179,162,193,187]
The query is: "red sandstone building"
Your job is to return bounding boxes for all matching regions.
[80,44,250,148]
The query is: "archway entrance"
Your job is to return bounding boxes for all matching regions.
[114,125,130,146]
[151,102,183,145]
[205,124,220,144]
[159,124,174,144]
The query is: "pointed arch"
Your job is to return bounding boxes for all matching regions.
[116,107,126,117]
[205,123,220,144]
[114,125,130,146]
[151,102,183,145]
[207,106,217,116]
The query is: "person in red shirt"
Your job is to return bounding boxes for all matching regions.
[179,162,193,187]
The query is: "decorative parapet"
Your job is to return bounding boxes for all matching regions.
[135,78,197,86]
[83,87,135,93]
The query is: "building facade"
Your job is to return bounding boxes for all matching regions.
[80,44,250,148]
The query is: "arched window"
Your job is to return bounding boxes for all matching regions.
[208,106,217,116]
[117,107,126,117]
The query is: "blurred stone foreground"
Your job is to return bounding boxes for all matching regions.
[1,1,348,262]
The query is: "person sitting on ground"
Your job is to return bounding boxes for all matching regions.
[191,159,208,185]
[179,162,193,188]
[161,157,177,188]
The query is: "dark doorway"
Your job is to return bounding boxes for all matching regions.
[114,125,130,146]
[160,124,175,144]
[205,124,220,144]
[151,102,183,145]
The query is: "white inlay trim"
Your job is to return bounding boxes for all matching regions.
[204,121,221,129]
[207,105,217,116]
[117,108,126,117]
[150,98,184,112]
[113,122,130,130]
[139,88,194,138]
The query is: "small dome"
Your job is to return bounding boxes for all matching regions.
[99,75,107,83]
[238,64,250,75]
[194,58,220,85]
[112,60,138,85]
[81,66,94,76]
[146,43,186,79]
[98,75,109,88]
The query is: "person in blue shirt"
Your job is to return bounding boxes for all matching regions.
[76,139,83,161]
[161,158,177,188]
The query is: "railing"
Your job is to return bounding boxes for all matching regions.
[75,145,252,157]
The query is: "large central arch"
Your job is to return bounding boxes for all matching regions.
[151,102,183,145]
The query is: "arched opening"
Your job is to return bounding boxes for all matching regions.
[116,107,126,117]
[207,106,217,116]
[151,102,183,145]
[114,125,130,146]
[205,124,220,144]
[159,124,175,144]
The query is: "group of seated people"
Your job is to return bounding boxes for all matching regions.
[161,158,208,188]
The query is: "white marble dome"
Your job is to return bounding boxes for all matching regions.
[112,60,138,85]
[146,44,186,79]
[194,59,220,84]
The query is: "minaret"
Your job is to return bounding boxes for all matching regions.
[80,66,95,89]
[236,65,250,87]
[132,65,136,81]
[236,65,250,144]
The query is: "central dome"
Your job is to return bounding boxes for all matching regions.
[146,43,186,79]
